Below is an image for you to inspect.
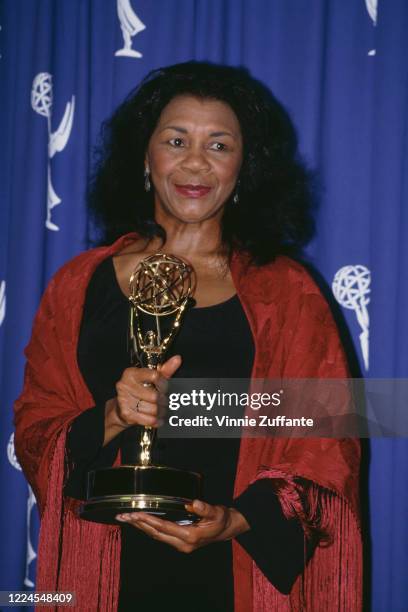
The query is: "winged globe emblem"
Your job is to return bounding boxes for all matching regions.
[332,264,371,371]
[31,72,75,231]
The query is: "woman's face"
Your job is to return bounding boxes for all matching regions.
[146,95,243,224]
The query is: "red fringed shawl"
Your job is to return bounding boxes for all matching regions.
[14,235,362,611]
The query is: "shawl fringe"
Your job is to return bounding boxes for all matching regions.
[35,430,121,611]
[243,469,363,611]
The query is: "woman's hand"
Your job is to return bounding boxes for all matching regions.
[103,355,182,445]
[115,499,250,552]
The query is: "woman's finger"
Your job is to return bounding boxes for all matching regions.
[132,513,193,539]
[132,521,191,551]
[158,355,182,381]
[117,379,159,405]
[132,411,160,428]
[116,513,191,549]
[185,500,218,521]
[135,400,158,416]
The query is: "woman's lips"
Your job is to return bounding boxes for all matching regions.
[174,184,212,198]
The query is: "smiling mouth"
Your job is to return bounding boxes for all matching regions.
[174,184,212,198]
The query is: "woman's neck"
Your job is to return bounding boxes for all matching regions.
[153,207,227,261]
[150,225,228,264]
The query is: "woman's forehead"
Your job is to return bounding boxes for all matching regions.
[156,95,241,133]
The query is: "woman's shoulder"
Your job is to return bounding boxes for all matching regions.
[51,234,139,285]
[244,257,343,350]
[239,254,325,299]
[42,249,108,309]
[270,257,336,320]
[53,245,109,280]
[41,235,138,307]
[234,254,340,327]
[268,256,323,295]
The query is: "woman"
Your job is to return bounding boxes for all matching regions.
[14,62,362,611]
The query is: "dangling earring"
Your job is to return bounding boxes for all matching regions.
[144,168,151,192]
[233,181,240,204]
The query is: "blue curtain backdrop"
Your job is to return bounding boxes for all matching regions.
[1,1,407,609]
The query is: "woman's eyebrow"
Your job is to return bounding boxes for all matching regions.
[159,125,236,138]
[159,125,188,134]
[209,130,235,138]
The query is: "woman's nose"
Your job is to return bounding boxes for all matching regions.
[180,147,211,173]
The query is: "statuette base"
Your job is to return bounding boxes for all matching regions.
[79,465,202,525]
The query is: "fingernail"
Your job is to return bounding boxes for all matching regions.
[194,500,204,511]
[116,514,129,521]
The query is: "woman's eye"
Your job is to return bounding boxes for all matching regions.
[209,142,227,151]
[169,137,184,147]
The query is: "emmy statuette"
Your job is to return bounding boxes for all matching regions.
[79,254,202,525]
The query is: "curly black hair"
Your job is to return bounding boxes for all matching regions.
[88,61,316,264]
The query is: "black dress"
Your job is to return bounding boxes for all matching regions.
[65,257,305,611]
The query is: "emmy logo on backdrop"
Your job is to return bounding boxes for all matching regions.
[7,432,21,471]
[23,487,37,588]
[31,73,75,231]
[0,280,5,327]
[115,0,146,58]
[7,433,37,587]
[332,264,371,371]
[365,0,377,56]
